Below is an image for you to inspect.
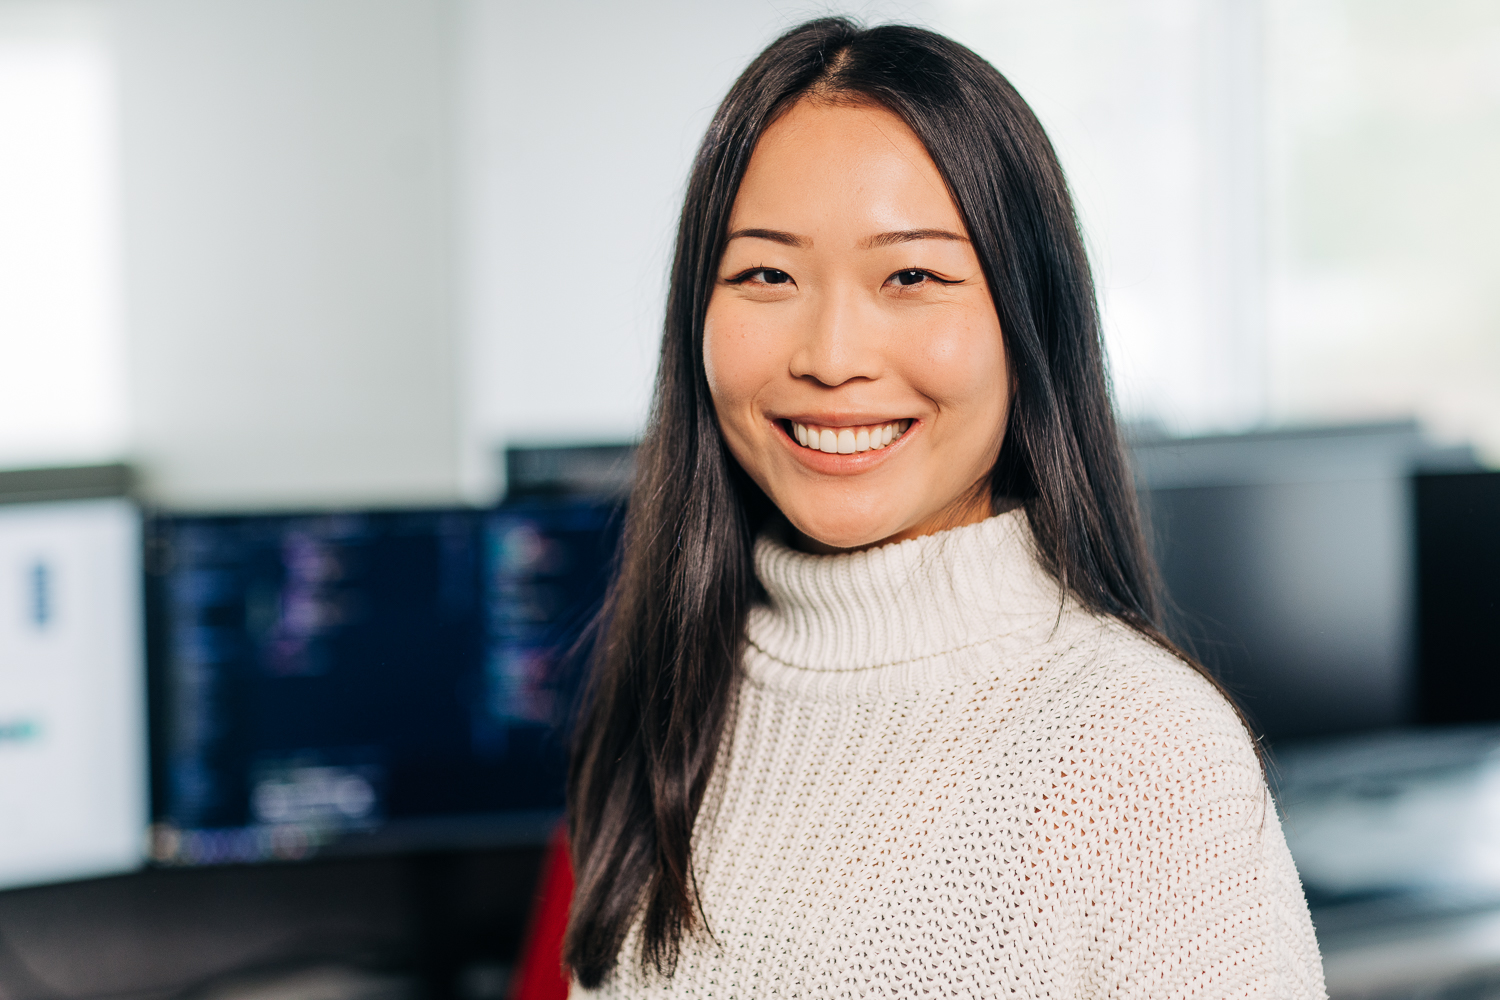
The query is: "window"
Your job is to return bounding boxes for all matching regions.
[1265,0,1500,461]
[931,0,1500,458]
[0,21,126,468]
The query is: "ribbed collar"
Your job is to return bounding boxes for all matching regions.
[745,509,1069,681]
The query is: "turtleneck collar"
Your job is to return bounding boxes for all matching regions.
[744,509,1072,685]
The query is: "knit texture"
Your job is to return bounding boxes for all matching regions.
[580,510,1327,998]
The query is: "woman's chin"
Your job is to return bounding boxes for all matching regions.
[784,514,902,555]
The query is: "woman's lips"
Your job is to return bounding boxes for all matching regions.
[774,418,917,473]
[788,419,912,455]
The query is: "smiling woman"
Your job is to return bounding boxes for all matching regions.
[566,18,1326,998]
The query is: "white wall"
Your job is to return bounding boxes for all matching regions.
[115,0,460,509]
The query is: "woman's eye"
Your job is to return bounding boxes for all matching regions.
[887,269,959,290]
[735,268,792,285]
[891,269,932,287]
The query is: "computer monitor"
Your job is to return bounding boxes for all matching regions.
[1131,422,1476,743]
[1416,471,1500,725]
[0,497,147,890]
[147,499,619,866]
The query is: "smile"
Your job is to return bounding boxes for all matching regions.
[788,419,912,455]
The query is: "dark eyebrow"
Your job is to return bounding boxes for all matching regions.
[865,228,970,248]
[724,228,809,248]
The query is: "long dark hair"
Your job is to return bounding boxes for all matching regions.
[565,17,1236,987]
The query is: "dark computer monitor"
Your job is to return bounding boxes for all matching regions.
[146,498,620,866]
[1132,422,1477,743]
[1416,471,1500,725]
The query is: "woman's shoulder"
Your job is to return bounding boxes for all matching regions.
[1032,613,1264,790]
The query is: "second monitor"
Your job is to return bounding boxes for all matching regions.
[148,498,620,866]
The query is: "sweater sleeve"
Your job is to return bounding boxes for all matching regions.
[1064,645,1327,999]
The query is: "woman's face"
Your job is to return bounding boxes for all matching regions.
[704,98,1010,552]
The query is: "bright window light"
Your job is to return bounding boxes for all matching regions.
[1265,0,1500,461]
[0,33,127,469]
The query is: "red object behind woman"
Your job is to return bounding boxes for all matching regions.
[508,824,572,1000]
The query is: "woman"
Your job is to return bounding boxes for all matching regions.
[565,18,1325,998]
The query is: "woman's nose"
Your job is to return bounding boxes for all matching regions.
[787,287,882,387]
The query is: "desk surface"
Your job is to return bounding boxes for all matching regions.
[1279,727,1500,998]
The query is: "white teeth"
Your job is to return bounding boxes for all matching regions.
[790,420,912,454]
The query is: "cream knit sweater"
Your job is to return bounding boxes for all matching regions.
[583,510,1327,998]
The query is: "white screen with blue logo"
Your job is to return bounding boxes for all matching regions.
[0,498,146,890]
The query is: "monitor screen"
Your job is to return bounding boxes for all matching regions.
[147,499,619,866]
[0,498,147,890]
[1131,424,1449,743]
[1416,471,1500,724]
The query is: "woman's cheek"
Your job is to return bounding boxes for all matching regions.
[707,305,784,399]
[703,309,769,453]
[909,315,1006,405]
[702,311,747,410]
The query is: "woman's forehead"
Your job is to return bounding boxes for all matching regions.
[729,99,963,240]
